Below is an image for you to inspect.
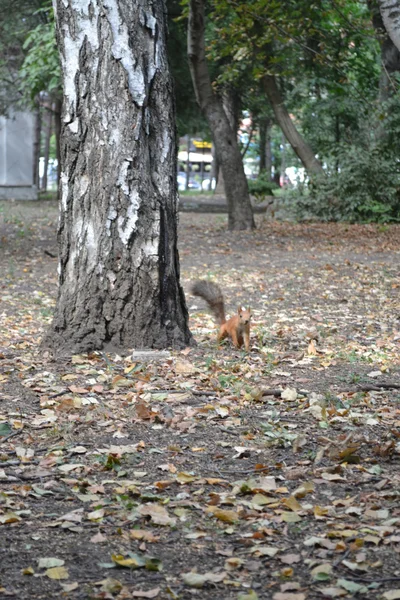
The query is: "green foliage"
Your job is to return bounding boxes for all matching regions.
[293,153,400,223]
[19,6,60,101]
[288,94,400,222]
[248,173,278,201]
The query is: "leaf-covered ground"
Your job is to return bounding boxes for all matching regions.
[1,201,400,600]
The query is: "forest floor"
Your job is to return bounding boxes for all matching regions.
[0,199,400,600]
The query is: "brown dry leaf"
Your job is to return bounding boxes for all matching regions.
[206,506,239,523]
[224,557,244,570]
[157,463,177,473]
[286,468,308,482]
[319,588,347,598]
[280,554,301,564]
[68,385,89,394]
[138,504,177,526]
[154,480,174,490]
[135,401,154,420]
[61,374,78,381]
[129,530,159,542]
[175,360,197,374]
[321,472,345,482]
[90,532,107,543]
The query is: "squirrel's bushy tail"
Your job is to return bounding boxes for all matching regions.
[191,280,226,325]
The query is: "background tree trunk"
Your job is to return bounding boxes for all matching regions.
[53,97,62,195]
[259,118,272,179]
[265,120,273,180]
[214,88,240,196]
[45,0,192,354]
[188,0,255,230]
[41,102,52,192]
[210,143,219,192]
[33,98,42,189]
[263,75,324,177]
[369,0,400,101]
[379,0,400,52]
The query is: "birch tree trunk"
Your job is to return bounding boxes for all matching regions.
[369,0,400,101]
[379,0,400,52]
[45,0,192,354]
[188,0,255,230]
[263,75,324,177]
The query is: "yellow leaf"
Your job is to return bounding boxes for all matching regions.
[176,472,196,484]
[112,555,142,568]
[282,496,302,512]
[314,505,329,518]
[280,512,302,523]
[46,566,69,580]
[206,506,239,523]
[0,512,22,524]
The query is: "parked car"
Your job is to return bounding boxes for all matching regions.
[177,172,202,191]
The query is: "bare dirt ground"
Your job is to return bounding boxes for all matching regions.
[0,199,400,600]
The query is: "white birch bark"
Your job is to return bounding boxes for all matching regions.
[45,0,192,353]
[379,0,400,52]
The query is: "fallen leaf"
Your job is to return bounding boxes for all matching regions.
[138,504,176,526]
[38,557,65,569]
[383,591,400,600]
[45,566,69,580]
[206,506,239,523]
[132,589,160,599]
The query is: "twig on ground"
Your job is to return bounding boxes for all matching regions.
[215,466,270,475]
[145,388,217,397]
[340,383,400,393]
[0,429,23,445]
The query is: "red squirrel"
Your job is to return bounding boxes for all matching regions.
[191,280,251,351]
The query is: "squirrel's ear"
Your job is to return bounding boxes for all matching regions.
[237,306,242,315]
[247,306,251,314]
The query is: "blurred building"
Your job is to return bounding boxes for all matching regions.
[0,111,38,200]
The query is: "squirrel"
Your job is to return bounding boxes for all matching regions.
[191,280,251,351]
